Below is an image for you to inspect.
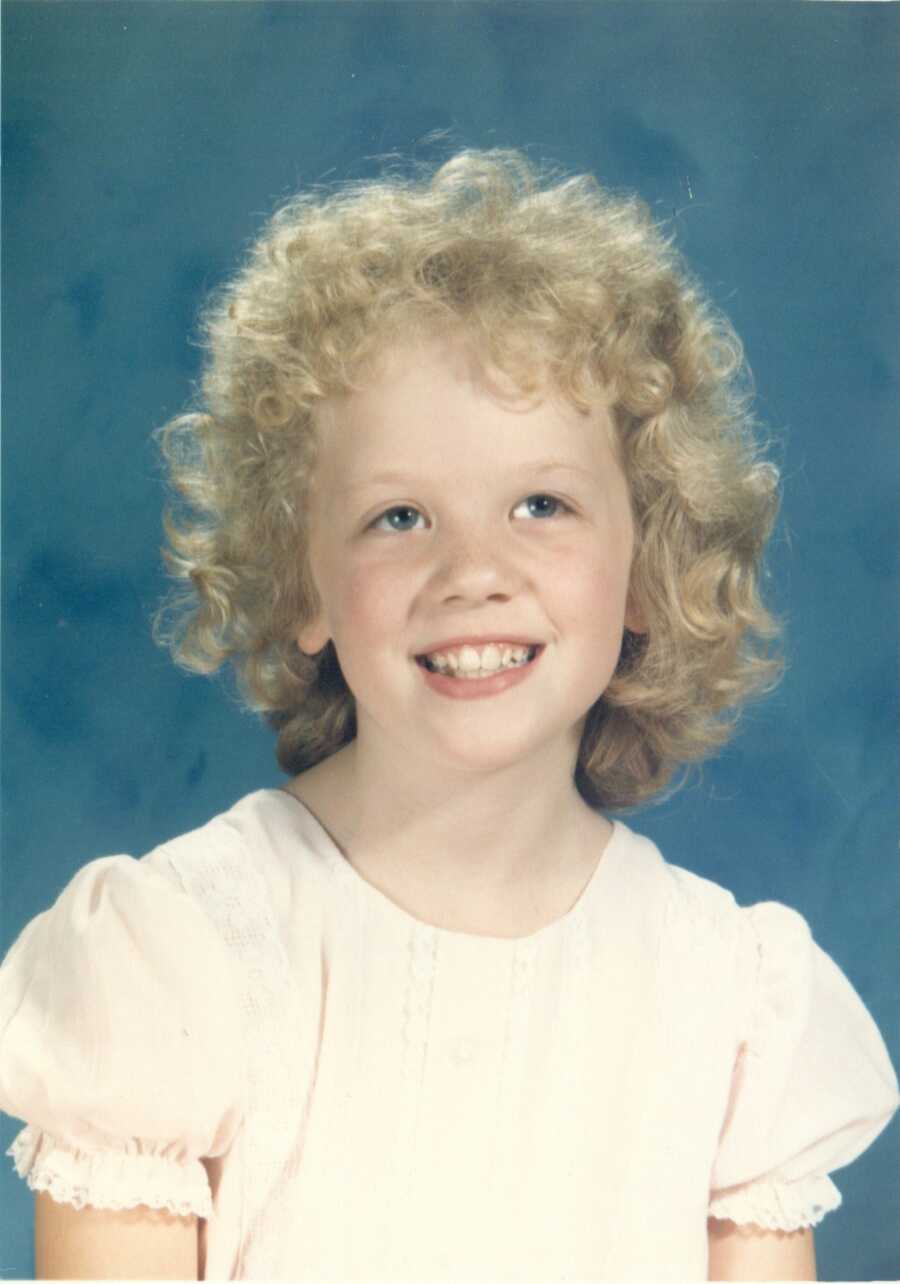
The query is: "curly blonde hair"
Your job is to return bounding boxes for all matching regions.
[156,147,781,810]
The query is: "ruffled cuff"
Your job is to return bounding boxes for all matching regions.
[7,1124,212,1219]
[708,1171,842,1231]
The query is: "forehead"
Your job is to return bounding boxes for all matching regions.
[311,333,617,477]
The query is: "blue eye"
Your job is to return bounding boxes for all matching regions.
[369,495,569,531]
[514,493,570,519]
[372,505,425,532]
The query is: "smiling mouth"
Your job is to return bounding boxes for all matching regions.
[416,644,541,679]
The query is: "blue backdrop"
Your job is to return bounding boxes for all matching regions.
[2,3,898,1278]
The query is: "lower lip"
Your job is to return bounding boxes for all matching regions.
[415,649,543,700]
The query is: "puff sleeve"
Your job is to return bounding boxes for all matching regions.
[708,901,900,1231]
[0,854,244,1218]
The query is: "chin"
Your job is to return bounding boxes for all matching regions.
[423,728,575,779]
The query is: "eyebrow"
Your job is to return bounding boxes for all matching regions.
[340,461,597,495]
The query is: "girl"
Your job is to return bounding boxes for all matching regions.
[1,149,897,1282]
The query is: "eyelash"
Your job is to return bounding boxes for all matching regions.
[369,493,573,533]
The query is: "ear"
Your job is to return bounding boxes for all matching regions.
[296,612,331,656]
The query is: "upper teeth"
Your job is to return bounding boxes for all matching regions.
[423,643,535,675]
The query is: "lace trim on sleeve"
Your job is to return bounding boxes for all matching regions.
[708,1171,841,1231]
[7,1124,212,1219]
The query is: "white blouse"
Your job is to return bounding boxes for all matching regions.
[1,789,897,1280]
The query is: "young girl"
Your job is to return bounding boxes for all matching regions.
[1,149,897,1282]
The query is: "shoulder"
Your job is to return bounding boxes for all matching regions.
[141,787,319,917]
[611,820,743,931]
[608,823,819,1025]
[142,787,298,871]
[612,821,815,944]
[139,787,340,980]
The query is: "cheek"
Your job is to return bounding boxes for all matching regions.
[337,561,408,645]
[552,536,632,610]
[548,560,633,669]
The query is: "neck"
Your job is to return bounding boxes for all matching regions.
[287,735,612,935]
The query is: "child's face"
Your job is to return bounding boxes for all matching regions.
[297,332,640,780]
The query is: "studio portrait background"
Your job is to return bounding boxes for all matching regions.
[2,2,897,1279]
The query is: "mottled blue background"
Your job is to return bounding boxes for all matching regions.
[2,2,898,1278]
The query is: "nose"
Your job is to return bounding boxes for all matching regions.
[427,521,523,606]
